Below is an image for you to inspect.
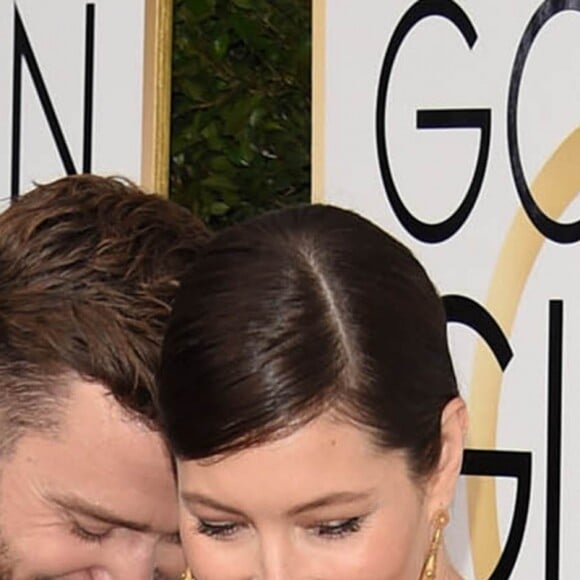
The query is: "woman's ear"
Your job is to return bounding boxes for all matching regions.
[426,396,468,517]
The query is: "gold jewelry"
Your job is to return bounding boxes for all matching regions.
[420,510,449,579]
[181,570,194,580]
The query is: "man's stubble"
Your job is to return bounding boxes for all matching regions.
[0,465,13,580]
[0,533,13,580]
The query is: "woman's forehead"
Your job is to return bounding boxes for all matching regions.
[178,414,416,498]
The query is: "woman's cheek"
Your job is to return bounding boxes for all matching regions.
[306,509,424,580]
[182,529,253,580]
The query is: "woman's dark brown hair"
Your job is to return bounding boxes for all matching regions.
[159,205,458,478]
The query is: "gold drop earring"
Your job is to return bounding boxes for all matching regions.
[181,569,194,580]
[420,510,449,579]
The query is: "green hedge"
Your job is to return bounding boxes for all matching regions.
[170,0,311,228]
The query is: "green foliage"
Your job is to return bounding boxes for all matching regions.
[170,0,311,228]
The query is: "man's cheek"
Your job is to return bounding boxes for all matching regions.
[9,533,101,580]
[155,543,187,579]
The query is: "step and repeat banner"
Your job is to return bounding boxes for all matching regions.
[314,1,580,578]
[0,0,172,210]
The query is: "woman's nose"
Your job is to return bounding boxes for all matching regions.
[255,535,297,580]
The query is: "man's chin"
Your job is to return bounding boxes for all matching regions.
[0,532,15,580]
[0,559,13,580]
[0,560,13,580]
[0,549,12,579]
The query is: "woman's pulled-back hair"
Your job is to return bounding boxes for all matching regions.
[159,205,458,478]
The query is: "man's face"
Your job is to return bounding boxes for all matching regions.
[0,376,185,579]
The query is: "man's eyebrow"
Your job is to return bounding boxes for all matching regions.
[180,490,373,518]
[50,492,180,542]
[50,492,152,532]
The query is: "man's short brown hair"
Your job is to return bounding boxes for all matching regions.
[0,175,210,453]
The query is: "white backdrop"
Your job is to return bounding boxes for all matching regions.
[0,0,164,210]
[314,1,580,578]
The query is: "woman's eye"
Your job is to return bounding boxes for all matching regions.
[196,520,243,539]
[70,522,112,544]
[311,516,364,539]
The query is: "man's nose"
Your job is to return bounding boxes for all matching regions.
[87,544,157,580]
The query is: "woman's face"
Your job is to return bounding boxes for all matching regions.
[176,412,459,580]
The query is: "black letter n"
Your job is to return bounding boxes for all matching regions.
[11,4,95,200]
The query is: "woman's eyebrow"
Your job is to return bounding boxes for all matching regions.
[180,489,373,518]
[286,490,373,516]
[180,492,246,517]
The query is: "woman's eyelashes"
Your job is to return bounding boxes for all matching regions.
[196,520,245,539]
[309,515,365,539]
[195,516,367,541]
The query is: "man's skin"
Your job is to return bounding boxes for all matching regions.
[0,377,185,579]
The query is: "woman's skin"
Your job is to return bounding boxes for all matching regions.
[177,398,467,580]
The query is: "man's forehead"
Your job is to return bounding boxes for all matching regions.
[56,379,175,481]
[59,376,164,446]
[2,376,180,535]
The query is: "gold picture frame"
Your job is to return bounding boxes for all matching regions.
[141,0,173,197]
[312,0,326,203]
